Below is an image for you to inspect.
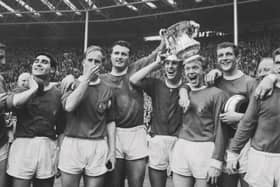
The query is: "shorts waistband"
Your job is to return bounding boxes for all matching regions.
[15,137,52,141]
[64,136,106,141]
[178,138,214,144]
[116,125,146,132]
[250,147,280,157]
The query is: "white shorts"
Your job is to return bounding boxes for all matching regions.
[223,139,250,174]
[0,143,8,162]
[7,137,58,180]
[116,125,148,160]
[148,135,177,171]
[171,139,214,179]
[245,148,280,187]
[58,137,108,177]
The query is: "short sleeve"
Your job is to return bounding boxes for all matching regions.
[105,88,116,123]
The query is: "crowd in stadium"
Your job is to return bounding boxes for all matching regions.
[1,31,277,91]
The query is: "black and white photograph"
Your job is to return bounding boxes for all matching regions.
[0,0,279,187]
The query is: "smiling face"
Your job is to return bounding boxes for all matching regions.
[164,59,181,82]
[217,46,238,73]
[111,45,130,72]
[184,60,204,88]
[32,55,52,76]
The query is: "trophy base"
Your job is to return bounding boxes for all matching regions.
[177,44,200,60]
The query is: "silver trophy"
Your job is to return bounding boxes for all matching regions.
[160,21,200,60]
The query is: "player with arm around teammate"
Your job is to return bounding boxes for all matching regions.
[226,51,280,187]
[130,53,186,187]
[171,55,229,187]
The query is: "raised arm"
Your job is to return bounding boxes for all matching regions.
[12,76,38,107]
[255,73,279,99]
[62,65,99,112]
[129,39,165,74]
[129,55,161,86]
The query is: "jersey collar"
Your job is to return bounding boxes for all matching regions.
[165,79,182,89]
[223,70,244,80]
[110,67,128,77]
[189,85,207,91]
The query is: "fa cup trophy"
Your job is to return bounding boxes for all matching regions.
[160,20,200,60]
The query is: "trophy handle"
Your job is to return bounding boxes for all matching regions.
[159,29,167,37]
[159,28,171,52]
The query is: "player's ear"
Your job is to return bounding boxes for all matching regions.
[236,54,241,64]
[81,59,86,66]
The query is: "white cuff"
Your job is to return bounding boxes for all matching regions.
[209,159,223,170]
[226,150,239,161]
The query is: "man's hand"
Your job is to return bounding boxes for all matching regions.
[106,151,115,172]
[158,29,166,51]
[28,76,39,91]
[205,69,222,86]
[54,146,61,178]
[225,151,239,174]
[179,87,190,113]
[206,167,221,185]
[220,111,243,124]
[83,64,100,82]
[61,75,75,93]
[255,74,276,99]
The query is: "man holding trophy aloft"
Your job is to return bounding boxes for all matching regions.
[130,21,229,187]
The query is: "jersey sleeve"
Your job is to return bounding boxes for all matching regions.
[6,87,29,110]
[105,88,116,123]
[229,95,259,153]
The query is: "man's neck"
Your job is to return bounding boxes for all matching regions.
[34,75,52,91]
[111,67,128,76]
[223,69,244,80]
[165,79,182,89]
[34,75,49,85]
[189,85,207,91]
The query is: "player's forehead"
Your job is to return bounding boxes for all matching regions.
[217,47,234,55]
[164,60,180,65]
[35,55,50,62]
[112,45,130,54]
[86,50,103,60]
[184,60,202,68]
